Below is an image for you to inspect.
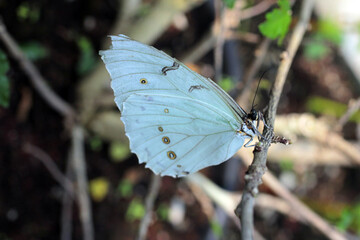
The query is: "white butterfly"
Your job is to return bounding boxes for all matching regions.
[100,34,262,177]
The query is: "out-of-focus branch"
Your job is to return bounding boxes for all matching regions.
[0,18,76,121]
[236,0,316,239]
[336,97,360,131]
[23,143,75,198]
[137,174,161,240]
[238,150,348,240]
[71,125,94,240]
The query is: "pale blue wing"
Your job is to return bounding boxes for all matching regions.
[99,34,246,121]
[121,94,247,177]
[99,34,254,177]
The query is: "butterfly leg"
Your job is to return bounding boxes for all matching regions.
[244,136,255,148]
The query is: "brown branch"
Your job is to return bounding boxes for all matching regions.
[238,150,348,240]
[335,97,360,131]
[137,174,161,240]
[235,0,316,239]
[0,18,76,121]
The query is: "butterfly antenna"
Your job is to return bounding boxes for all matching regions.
[251,70,267,109]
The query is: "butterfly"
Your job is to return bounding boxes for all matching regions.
[100,34,263,177]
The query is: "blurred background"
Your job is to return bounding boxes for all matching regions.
[0,0,360,239]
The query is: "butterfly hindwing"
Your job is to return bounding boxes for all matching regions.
[121,94,246,177]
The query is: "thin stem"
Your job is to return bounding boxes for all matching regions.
[0,18,76,120]
[71,125,94,240]
[137,174,161,240]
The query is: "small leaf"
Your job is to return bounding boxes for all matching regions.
[90,177,110,202]
[157,203,169,220]
[210,219,223,237]
[0,50,10,108]
[258,0,292,45]
[306,96,360,123]
[20,42,48,61]
[279,159,294,172]
[89,136,103,152]
[117,179,133,198]
[318,19,342,45]
[304,38,329,60]
[76,36,96,75]
[126,198,145,222]
[218,77,234,92]
[109,141,130,162]
[223,0,236,9]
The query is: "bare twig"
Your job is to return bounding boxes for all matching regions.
[61,154,76,240]
[238,150,348,240]
[71,125,94,240]
[336,97,360,131]
[214,0,226,81]
[180,0,277,64]
[23,143,75,198]
[137,174,161,240]
[235,0,316,239]
[0,18,76,120]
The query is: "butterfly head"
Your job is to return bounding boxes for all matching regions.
[248,108,258,121]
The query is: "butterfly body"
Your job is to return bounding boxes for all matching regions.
[100,35,260,177]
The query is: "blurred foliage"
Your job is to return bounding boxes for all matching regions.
[306,96,360,122]
[336,203,360,234]
[318,19,342,45]
[210,219,223,237]
[109,141,130,162]
[76,36,97,76]
[258,0,291,45]
[0,50,10,108]
[304,36,329,60]
[90,177,110,202]
[20,41,48,61]
[304,19,343,60]
[279,158,294,172]
[117,179,134,199]
[156,203,169,221]
[223,0,236,9]
[17,2,40,23]
[126,198,145,222]
[218,76,234,92]
[89,136,103,152]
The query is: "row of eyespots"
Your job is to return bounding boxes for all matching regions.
[139,78,178,161]
[158,126,177,160]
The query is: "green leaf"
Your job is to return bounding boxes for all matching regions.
[0,50,10,108]
[306,96,360,123]
[89,136,103,152]
[156,203,169,220]
[117,179,133,198]
[109,141,130,162]
[258,0,291,45]
[76,36,96,76]
[318,19,342,45]
[20,41,48,61]
[304,37,329,60]
[223,0,236,9]
[17,2,40,22]
[210,219,223,237]
[218,77,234,92]
[279,158,294,171]
[126,198,145,222]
